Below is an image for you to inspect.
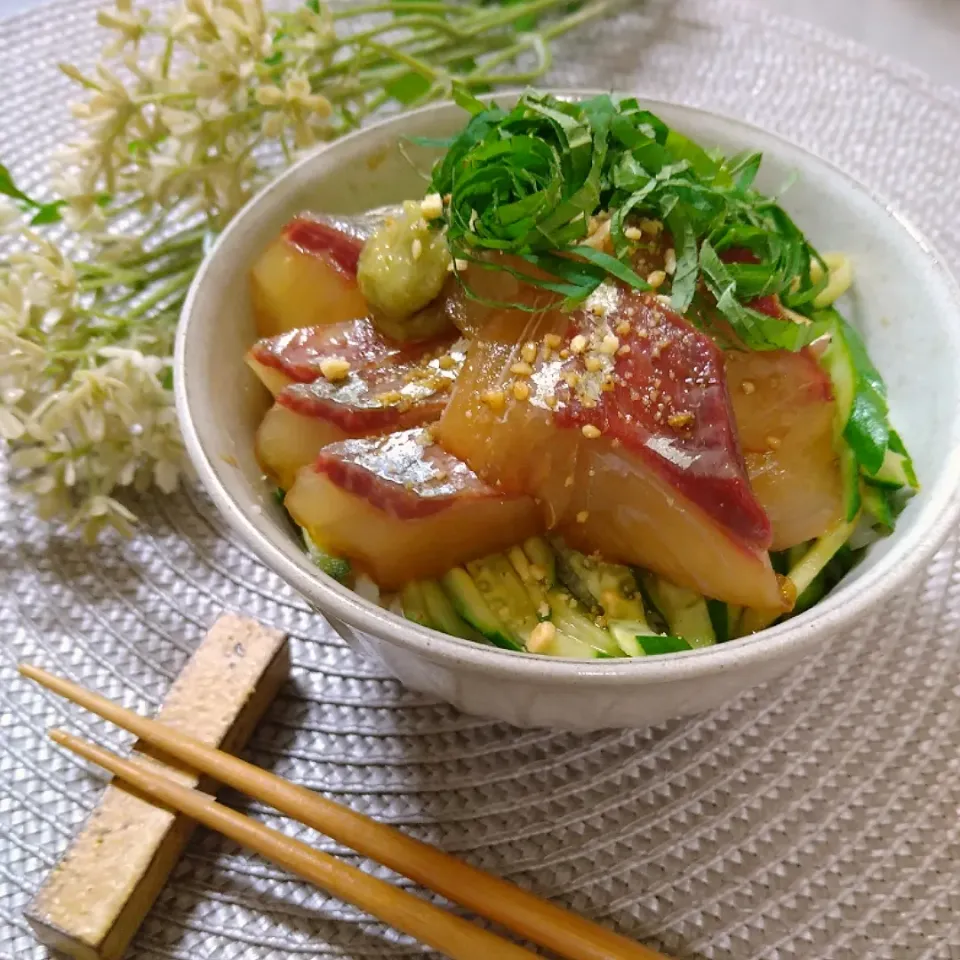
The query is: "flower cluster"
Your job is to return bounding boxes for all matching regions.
[1,0,620,541]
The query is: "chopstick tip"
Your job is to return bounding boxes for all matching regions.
[18,662,42,681]
[48,728,72,748]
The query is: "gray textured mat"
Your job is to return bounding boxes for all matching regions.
[2,1,960,957]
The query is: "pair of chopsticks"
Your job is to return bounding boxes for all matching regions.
[21,664,672,960]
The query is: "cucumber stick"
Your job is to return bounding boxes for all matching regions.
[441,568,522,651]
[548,591,620,657]
[871,447,916,490]
[861,483,894,532]
[818,321,862,520]
[420,581,485,642]
[642,574,716,648]
[401,581,431,628]
[522,537,557,587]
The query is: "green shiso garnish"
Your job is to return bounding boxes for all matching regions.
[419,88,835,351]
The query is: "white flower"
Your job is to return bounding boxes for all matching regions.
[0,407,25,441]
[0,197,21,232]
[160,107,202,137]
[96,1,150,51]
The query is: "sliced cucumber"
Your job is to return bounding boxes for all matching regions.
[506,545,551,618]
[870,447,917,490]
[552,538,649,622]
[466,554,539,643]
[706,599,731,643]
[441,567,521,650]
[420,580,484,641]
[303,529,353,584]
[522,536,557,587]
[548,590,620,657]
[609,619,658,657]
[862,482,894,532]
[638,634,693,655]
[401,581,431,628]
[641,575,716,648]
[787,543,826,613]
[818,320,862,520]
[549,631,604,659]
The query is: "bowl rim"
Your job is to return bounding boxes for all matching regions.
[176,90,960,686]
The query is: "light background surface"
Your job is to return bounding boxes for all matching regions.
[0,0,959,88]
[4,1,960,960]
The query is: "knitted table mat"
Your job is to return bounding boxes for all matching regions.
[2,1,960,957]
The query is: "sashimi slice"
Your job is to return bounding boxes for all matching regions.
[245,317,452,396]
[726,348,843,549]
[256,343,465,489]
[250,216,369,337]
[436,280,783,608]
[285,430,541,589]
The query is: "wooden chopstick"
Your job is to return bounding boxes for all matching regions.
[50,729,540,960]
[22,663,671,960]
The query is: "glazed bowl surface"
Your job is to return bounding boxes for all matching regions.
[175,93,960,731]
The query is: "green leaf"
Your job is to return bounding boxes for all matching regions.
[566,245,651,293]
[408,134,456,148]
[0,162,36,206]
[386,71,432,105]
[451,84,490,116]
[30,201,65,225]
[845,384,889,474]
[668,212,698,312]
[639,634,692,655]
[816,307,892,475]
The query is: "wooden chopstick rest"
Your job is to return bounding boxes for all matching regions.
[24,614,289,960]
[21,662,671,960]
[50,730,541,960]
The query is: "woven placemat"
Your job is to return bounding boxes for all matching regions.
[3,1,960,958]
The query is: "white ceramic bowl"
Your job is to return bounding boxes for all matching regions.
[176,93,960,731]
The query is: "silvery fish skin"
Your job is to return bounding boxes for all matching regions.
[315,204,404,244]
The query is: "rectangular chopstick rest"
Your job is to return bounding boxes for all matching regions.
[25,613,289,960]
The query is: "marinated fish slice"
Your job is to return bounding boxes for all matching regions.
[285,429,541,589]
[436,282,783,608]
[245,317,448,395]
[256,343,465,489]
[726,347,843,549]
[250,215,369,336]
[433,306,578,521]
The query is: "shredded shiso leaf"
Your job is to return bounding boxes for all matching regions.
[418,89,830,350]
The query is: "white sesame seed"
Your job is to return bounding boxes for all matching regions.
[527,621,557,653]
[664,248,677,275]
[624,226,643,241]
[411,238,423,261]
[581,424,601,439]
[599,334,620,355]
[420,193,443,220]
[319,357,350,382]
[570,334,587,355]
